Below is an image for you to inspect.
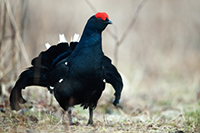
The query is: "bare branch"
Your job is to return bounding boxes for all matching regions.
[85,0,97,12]
[106,29,118,41]
[5,0,30,65]
[0,1,6,50]
[118,0,148,46]
[114,0,148,65]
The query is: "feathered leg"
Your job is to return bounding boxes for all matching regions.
[67,107,73,125]
[87,107,93,125]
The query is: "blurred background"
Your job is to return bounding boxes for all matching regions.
[1,0,200,118]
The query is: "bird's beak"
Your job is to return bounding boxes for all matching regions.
[107,19,113,24]
[105,18,113,24]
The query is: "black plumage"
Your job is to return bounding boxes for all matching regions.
[10,12,123,125]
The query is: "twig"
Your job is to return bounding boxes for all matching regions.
[0,1,7,56]
[20,0,28,40]
[106,29,118,41]
[50,94,53,106]
[0,1,6,78]
[10,6,16,81]
[53,113,64,129]
[114,0,148,65]
[85,0,97,12]
[118,0,148,45]
[4,0,29,65]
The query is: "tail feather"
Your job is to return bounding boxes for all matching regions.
[10,35,80,111]
[10,84,26,111]
[10,67,49,111]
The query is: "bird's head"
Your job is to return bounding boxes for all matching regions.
[85,12,112,33]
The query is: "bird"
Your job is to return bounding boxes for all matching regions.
[10,12,123,125]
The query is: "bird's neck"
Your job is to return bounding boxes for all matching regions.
[70,25,103,57]
[79,29,102,48]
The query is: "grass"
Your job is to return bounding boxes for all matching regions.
[0,90,199,132]
[184,101,200,130]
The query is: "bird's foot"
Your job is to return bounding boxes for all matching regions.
[86,120,93,126]
[69,122,79,126]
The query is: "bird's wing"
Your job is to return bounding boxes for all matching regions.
[103,56,123,106]
[31,43,71,69]
[49,58,70,86]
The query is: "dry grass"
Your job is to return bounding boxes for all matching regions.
[0,82,199,132]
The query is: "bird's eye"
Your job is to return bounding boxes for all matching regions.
[97,18,102,22]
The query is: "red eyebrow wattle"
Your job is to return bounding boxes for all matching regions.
[95,12,109,21]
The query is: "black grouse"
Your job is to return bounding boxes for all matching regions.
[10,12,123,125]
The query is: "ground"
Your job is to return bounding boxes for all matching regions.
[0,82,199,133]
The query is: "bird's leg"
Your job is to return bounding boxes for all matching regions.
[67,107,73,125]
[87,107,93,125]
[67,107,79,125]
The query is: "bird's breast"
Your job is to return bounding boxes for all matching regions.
[69,48,104,78]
